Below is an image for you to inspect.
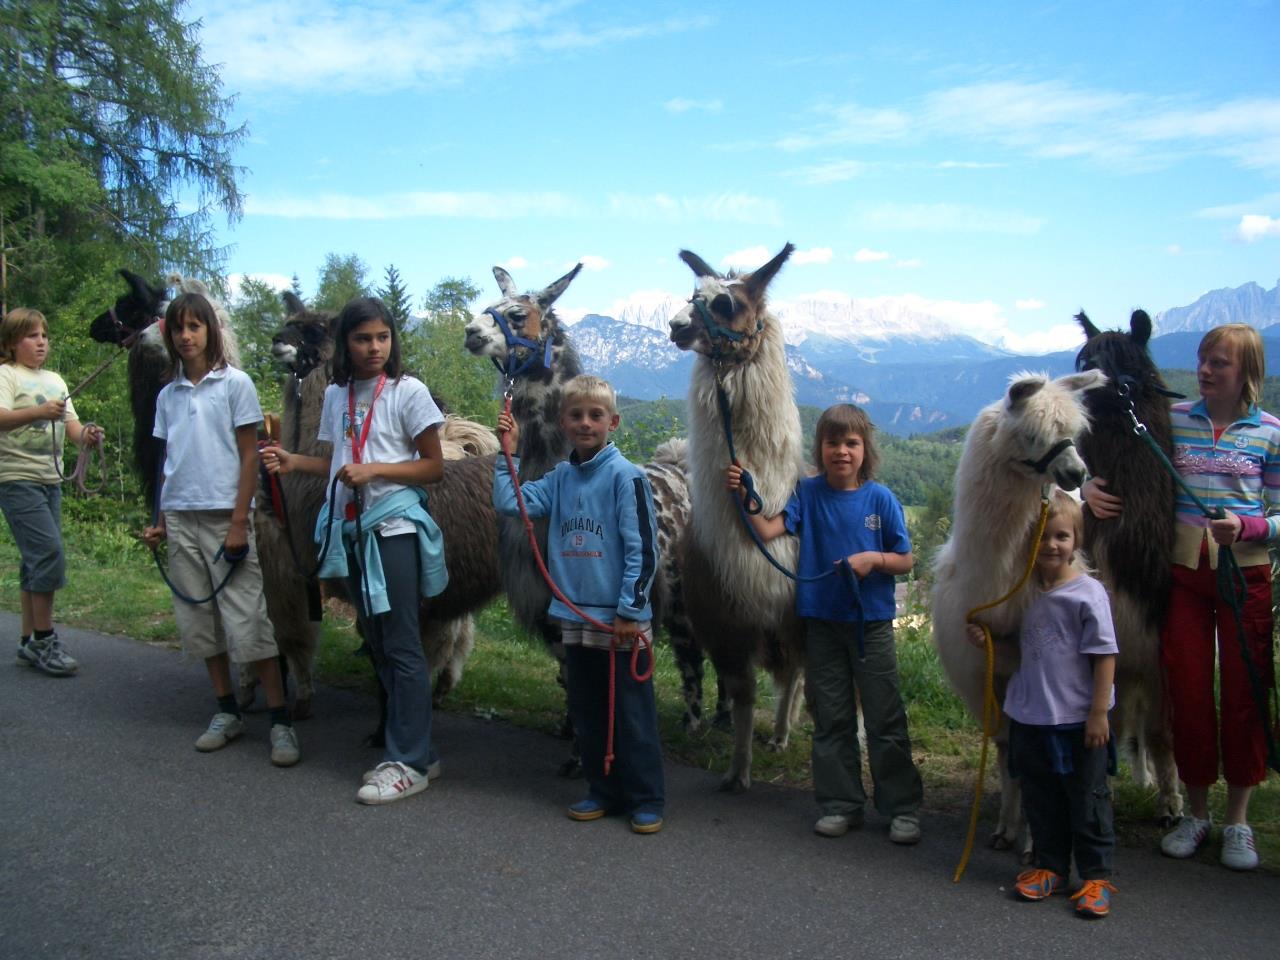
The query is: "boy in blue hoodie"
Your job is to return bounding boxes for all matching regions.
[495,374,665,833]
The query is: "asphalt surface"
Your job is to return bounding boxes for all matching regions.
[2,611,1276,960]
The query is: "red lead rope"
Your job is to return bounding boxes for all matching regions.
[499,396,654,775]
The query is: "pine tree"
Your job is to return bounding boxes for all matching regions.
[378,264,414,330]
[404,277,495,421]
[313,253,369,312]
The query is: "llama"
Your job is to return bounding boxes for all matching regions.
[930,369,1106,852]
[667,243,808,792]
[464,266,714,730]
[1074,309,1183,825]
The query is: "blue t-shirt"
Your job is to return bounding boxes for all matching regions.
[782,475,911,622]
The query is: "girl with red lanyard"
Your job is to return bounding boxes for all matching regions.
[265,297,448,805]
[1084,323,1278,870]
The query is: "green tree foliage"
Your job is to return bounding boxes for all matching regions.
[1,0,244,314]
[313,253,369,312]
[229,277,285,411]
[615,397,683,462]
[404,277,496,422]
[377,264,414,330]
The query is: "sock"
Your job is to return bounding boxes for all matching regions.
[217,693,241,718]
[20,634,30,646]
[269,705,291,728]
[34,628,54,641]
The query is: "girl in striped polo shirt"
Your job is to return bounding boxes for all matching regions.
[1085,323,1277,871]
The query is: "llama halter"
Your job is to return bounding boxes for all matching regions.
[485,306,554,387]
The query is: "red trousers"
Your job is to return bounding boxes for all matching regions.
[1162,556,1275,787]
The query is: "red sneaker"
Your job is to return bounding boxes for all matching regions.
[1071,879,1117,918]
[1014,868,1064,901]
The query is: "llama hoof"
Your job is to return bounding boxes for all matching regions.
[291,697,312,721]
[762,738,786,754]
[1018,848,1035,866]
[989,833,1012,851]
[681,714,701,735]
[1155,813,1176,830]
[557,757,583,779]
[363,730,386,749]
[717,773,749,794]
[556,717,574,741]
[710,710,733,733]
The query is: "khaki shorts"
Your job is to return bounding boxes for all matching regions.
[163,510,278,664]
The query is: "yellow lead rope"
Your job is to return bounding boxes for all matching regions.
[952,489,1052,883]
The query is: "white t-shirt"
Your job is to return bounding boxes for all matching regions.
[317,375,443,536]
[0,364,77,484]
[154,365,264,511]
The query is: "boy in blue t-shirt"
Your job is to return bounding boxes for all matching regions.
[727,403,923,844]
[494,374,665,834]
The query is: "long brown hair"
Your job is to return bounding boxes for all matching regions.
[162,293,228,379]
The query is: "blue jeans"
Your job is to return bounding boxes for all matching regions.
[564,642,665,816]
[347,533,436,774]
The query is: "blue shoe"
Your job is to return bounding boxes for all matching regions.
[631,811,664,834]
[567,798,606,822]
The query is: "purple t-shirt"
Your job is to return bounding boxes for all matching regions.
[1003,574,1118,726]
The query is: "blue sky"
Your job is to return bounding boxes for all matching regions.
[189,0,1280,353]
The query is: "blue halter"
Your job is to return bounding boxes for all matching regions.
[485,306,554,383]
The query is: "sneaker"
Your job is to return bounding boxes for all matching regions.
[889,814,922,845]
[356,761,428,805]
[269,724,301,767]
[567,798,607,822]
[1070,879,1116,918]
[17,634,78,677]
[1220,824,1259,871]
[631,812,664,834]
[814,813,862,837]
[1161,815,1212,858]
[362,759,440,785]
[1014,868,1064,901]
[195,712,245,752]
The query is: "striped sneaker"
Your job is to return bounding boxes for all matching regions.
[362,759,440,785]
[1220,824,1259,871]
[1070,879,1116,918]
[17,633,78,677]
[356,761,428,805]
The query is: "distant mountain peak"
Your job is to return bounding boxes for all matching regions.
[1153,278,1280,336]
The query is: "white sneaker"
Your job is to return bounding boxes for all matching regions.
[270,724,301,767]
[889,815,923,845]
[1220,824,1259,871]
[356,761,428,805]
[1161,815,1212,858]
[814,813,861,837]
[362,759,440,784]
[195,712,245,752]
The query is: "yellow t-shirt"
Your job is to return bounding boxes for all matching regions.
[0,364,77,484]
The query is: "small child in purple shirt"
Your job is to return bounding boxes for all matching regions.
[968,491,1118,918]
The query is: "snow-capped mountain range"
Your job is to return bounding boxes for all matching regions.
[568,279,1280,435]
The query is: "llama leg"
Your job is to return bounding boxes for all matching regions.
[720,667,758,793]
[991,739,1027,855]
[766,667,805,751]
[671,629,706,732]
[289,621,318,721]
[1150,713,1184,827]
[711,673,732,730]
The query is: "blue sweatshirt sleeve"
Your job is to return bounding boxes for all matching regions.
[614,466,659,620]
[493,455,556,518]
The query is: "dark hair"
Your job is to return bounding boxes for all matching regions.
[162,293,226,378]
[330,297,402,386]
[812,403,879,481]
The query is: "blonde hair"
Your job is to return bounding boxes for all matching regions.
[812,403,879,481]
[561,374,618,416]
[0,308,48,364]
[1034,489,1093,572]
[1199,323,1265,408]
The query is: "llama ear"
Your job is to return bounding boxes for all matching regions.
[1058,369,1108,394]
[679,250,721,280]
[492,266,519,298]
[742,243,795,299]
[1007,375,1046,409]
[1076,311,1101,340]
[120,269,157,304]
[283,291,306,316]
[535,263,583,310]
[1129,309,1152,346]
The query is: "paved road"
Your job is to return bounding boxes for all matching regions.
[2,613,1276,960]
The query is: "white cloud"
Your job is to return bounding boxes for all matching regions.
[853,248,891,262]
[785,160,867,184]
[1238,214,1280,242]
[664,97,723,113]
[997,323,1085,355]
[720,245,771,269]
[499,256,528,271]
[1015,298,1045,310]
[893,258,922,269]
[774,103,911,151]
[1196,192,1280,219]
[607,192,782,225]
[193,1,715,94]
[228,272,293,300]
[578,255,611,271]
[1166,244,1182,255]
[862,202,1044,235]
[792,247,834,265]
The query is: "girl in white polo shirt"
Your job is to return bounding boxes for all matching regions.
[141,293,300,767]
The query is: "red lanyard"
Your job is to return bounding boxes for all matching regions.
[348,373,387,465]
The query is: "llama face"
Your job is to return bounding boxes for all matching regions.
[1002,370,1106,490]
[466,263,583,373]
[89,269,166,347]
[668,243,794,363]
[272,300,335,378]
[1074,310,1161,415]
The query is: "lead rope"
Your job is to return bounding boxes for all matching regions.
[499,393,653,776]
[952,489,1051,883]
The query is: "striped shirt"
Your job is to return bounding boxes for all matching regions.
[1170,399,1280,553]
